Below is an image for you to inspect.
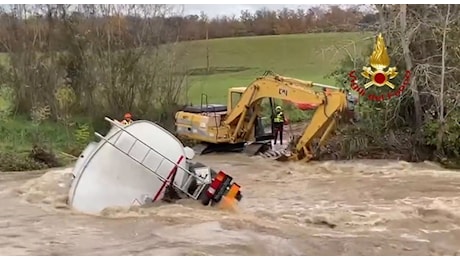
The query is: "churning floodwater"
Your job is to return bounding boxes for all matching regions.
[1,154,460,255]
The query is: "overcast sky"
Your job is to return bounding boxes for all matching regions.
[182,4,314,18]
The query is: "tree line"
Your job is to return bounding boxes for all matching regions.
[179,5,377,40]
[0,4,377,53]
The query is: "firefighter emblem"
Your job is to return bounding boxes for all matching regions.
[361,33,398,89]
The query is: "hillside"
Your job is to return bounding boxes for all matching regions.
[179,32,373,104]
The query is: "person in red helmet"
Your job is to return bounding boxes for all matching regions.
[120,112,133,125]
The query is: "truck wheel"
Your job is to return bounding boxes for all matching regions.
[201,196,211,206]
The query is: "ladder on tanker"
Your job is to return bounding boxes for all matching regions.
[94,117,209,202]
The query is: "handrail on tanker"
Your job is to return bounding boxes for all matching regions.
[100,117,200,178]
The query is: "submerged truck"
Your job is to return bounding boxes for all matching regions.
[68,117,242,215]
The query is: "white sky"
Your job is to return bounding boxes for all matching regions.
[182,4,315,17]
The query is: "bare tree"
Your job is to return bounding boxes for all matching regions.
[437,4,450,152]
[0,4,189,128]
[399,4,422,129]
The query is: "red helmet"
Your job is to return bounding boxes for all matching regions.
[124,113,132,119]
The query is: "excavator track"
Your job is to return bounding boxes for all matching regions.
[243,142,271,156]
[193,141,272,156]
[194,141,290,161]
[255,135,297,160]
[256,148,292,161]
[193,142,246,155]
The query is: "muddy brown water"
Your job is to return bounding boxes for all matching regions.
[1,154,460,256]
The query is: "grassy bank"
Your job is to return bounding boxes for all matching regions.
[182,32,371,104]
[0,32,373,171]
[0,115,95,171]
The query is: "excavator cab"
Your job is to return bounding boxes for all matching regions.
[228,87,274,141]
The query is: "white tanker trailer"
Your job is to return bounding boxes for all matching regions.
[67,117,242,215]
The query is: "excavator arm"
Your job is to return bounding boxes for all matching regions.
[223,74,353,161]
[286,91,349,162]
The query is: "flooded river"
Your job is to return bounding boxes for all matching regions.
[1,154,460,255]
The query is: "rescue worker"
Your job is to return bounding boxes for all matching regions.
[273,105,285,145]
[120,112,134,125]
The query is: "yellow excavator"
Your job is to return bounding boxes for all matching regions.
[175,72,358,162]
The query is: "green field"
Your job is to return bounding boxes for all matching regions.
[180,32,372,104]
